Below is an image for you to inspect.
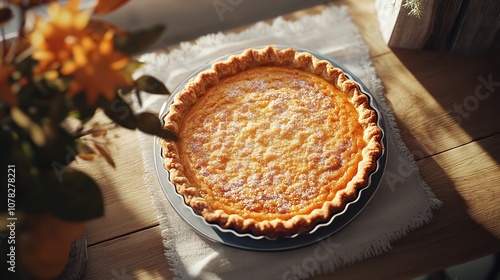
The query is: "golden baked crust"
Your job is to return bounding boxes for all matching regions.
[160,46,382,238]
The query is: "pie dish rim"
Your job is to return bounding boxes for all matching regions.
[157,45,386,240]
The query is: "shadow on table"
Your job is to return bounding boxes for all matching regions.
[318,33,500,278]
[345,42,500,278]
[389,36,500,165]
[70,121,171,279]
[330,129,500,279]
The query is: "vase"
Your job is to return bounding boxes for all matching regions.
[55,234,88,280]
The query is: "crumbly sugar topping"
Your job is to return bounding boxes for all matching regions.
[161,46,383,237]
[178,66,365,220]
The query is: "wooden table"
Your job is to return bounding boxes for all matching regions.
[82,0,500,279]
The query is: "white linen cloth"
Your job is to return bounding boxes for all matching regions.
[134,5,442,280]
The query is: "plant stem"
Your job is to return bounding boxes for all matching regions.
[1,25,6,63]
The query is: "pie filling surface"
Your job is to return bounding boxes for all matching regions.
[160,46,382,238]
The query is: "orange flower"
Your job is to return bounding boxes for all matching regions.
[61,31,132,104]
[0,64,16,106]
[29,0,91,73]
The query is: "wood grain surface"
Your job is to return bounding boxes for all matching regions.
[82,0,500,279]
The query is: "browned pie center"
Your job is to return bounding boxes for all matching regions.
[178,66,366,221]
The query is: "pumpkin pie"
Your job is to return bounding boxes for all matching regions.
[160,46,382,238]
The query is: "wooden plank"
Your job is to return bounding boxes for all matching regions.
[417,133,500,235]
[371,46,500,158]
[84,226,172,280]
[314,133,500,280]
[83,133,500,280]
[80,0,393,248]
[73,113,160,245]
[376,0,499,54]
[450,0,500,54]
[80,2,500,279]
[423,0,463,50]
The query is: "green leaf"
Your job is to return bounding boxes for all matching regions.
[37,126,78,170]
[10,107,46,147]
[13,54,37,77]
[71,93,98,122]
[0,7,13,25]
[136,112,177,140]
[122,60,144,75]
[118,86,135,97]
[45,169,104,221]
[20,168,103,222]
[101,96,137,130]
[48,92,71,123]
[135,75,170,95]
[114,25,166,55]
[76,141,95,155]
[20,140,34,163]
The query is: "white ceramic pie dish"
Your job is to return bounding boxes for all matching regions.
[154,46,387,251]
